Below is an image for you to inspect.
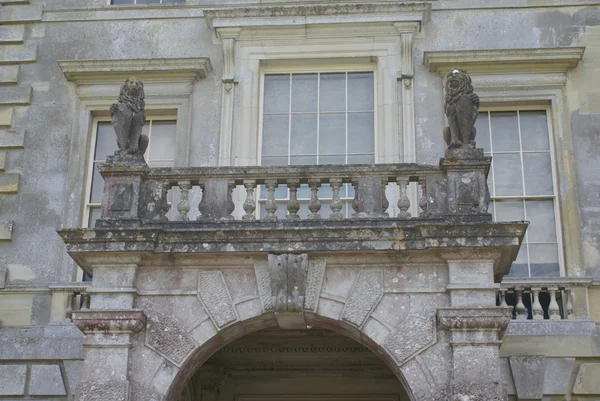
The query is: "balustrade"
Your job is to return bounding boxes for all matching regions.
[498,279,583,320]
[98,163,457,225]
[49,284,91,320]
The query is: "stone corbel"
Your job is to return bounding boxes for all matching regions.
[438,307,512,342]
[216,27,241,91]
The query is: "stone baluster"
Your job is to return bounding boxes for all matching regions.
[242,180,256,221]
[226,182,235,220]
[197,183,207,220]
[566,288,574,319]
[66,293,74,319]
[515,289,527,320]
[264,180,279,221]
[397,178,411,218]
[531,288,544,320]
[81,293,90,310]
[177,180,191,221]
[287,179,300,220]
[329,178,343,220]
[307,179,321,220]
[548,288,561,320]
[419,177,428,215]
[351,179,359,217]
[381,179,390,217]
[498,289,508,308]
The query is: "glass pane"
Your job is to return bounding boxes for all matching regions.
[494,200,524,222]
[319,184,333,199]
[95,123,115,161]
[90,164,104,203]
[320,155,345,165]
[259,186,287,200]
[290,114,317,155]
[150,160,175,168]
[526,200,557,243]
[348,72,374,111]
[262,115,289,156]
[290,155,317,165]
[87,207,102,228]
[112,0,134,4]
[264,74,290,114]
[319,113,345,155]
[520,111,550,151]
[490,111,520,152]
[347,113,374,154]
[291,74,318,113]
[475,112,490,152]
[297,184,311,200]
[529,244,560,277]
[508,243,529,277]
[492,154,523,196]
[523,153,553,195]
[148,121,176,161]
[348,154,375,164]
[319,73,345,112]
[137,0,161,3]
[261,156,288,166]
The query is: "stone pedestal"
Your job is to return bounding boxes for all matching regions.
[96,154,148,227]
[440,149,491,219]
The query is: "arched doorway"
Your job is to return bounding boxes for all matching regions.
[174,327,412,401]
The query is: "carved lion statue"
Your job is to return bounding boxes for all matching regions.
[110,77,149,155]
[443,69,480,149]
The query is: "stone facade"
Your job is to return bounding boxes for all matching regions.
[0,1,599,401]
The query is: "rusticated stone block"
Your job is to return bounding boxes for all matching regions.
[572,363,600,394]
[543,358,574,395]
[146,315,196,367]
[0,26,24,44]
[29,364,67,395]
[0,129,25,148]
[509,356,546,400]
[0,220,12,241]
[0,172,18,193]
[198,271,237,328]
[0,5,42,23]
[303,259,326,312]
[0,85,31,104]
[75,380,128,401]
[254,260,273,311]
[451,381,507,401]
[341,269,383,328]
[0,364,26,395]
[384,313,435,364]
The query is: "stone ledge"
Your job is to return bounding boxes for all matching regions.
[57,220,526,277]
[424,47,585,75]
[72,309,146,334]
[504,319,597,336]
[58,57,213,84]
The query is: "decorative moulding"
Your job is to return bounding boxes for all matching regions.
[204,2,431,33]
[424,47,586,75]
[58,58,212,84]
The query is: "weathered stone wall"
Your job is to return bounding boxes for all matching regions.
[0,1,598,400]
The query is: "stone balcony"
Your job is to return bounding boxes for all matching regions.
[58,150,527,282]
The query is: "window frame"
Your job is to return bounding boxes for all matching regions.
[257,63,378,167]
[479,105,566,277]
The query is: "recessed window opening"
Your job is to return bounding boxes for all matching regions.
[259,71,375,219]
[476,109,563,277]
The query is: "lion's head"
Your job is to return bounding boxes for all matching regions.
[117,77,145,107]
[444,69,473,101]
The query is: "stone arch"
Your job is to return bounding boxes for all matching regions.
[128,255,453,401]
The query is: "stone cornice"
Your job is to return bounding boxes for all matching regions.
[424,47,586,75]
[58,58,213,84]
[57,220,526,278]
[204,2,431,33]
[438,307,512,332]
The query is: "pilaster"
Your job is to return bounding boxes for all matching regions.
[216,27,241,167]
[72,262,145,401]
[440,258,511,401]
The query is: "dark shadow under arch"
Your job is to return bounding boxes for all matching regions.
[165,312,416,401]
